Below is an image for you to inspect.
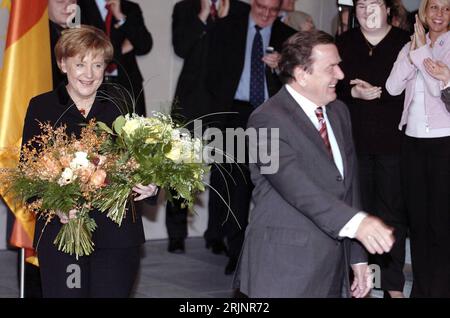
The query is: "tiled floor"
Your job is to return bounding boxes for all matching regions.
[0,237,412,298]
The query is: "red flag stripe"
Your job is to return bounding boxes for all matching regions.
[5,0,47,49]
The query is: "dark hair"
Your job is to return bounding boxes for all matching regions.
[352,0,393,8]
[278,30,335,84]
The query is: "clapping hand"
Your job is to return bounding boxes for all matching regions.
[132,183,158,201]
[217,0,230,18]
[413,14,426,49]
[424,58,450,86]
[350,78,382,100]
[106,0,125,20]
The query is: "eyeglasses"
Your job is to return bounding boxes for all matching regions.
[254,0,281,16]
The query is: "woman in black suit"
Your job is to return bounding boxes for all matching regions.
[21,25,157,298]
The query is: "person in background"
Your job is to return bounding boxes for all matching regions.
[279,0,315,31]
[386,0,450,297]
[48,0,77,88]
[336,0,410,298]
[391,0,413,33]
[205,0,295,275]
[77,0,152,116]
[166,0,249,254]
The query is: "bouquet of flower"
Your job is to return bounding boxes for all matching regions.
[0,121,114,258]
[95,112,210,225]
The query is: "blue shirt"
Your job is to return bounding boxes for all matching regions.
[234,16,272,102]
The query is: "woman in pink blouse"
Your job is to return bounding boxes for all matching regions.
[386,0,450,297]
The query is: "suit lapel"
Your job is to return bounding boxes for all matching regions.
[279,87,331,156]
[279,88,346,174]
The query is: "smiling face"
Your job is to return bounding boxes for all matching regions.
[297,44,344,106]
[60,51,106,102]
[424,0,450,35]
[251,0,282,28]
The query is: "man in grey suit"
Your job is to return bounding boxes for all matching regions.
[233,31,395,298]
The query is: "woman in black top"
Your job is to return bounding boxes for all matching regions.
[22,25,157,298]
[336,0,410,298]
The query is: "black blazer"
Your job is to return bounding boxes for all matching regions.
[22,84,145,249]
[171,0,249,123]
[77,0,152,115]
[206,16,296,111]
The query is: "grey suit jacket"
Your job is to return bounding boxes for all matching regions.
[233,86,367,298]
[441,87,450,113]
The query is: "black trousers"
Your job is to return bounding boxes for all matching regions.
[358,154,407,291]
[402,135,450,297]
[165,198,188,240]
[38,244,141,298]
[205,100,254,260]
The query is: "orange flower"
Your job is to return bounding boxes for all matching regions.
[59,154,72,168]
[89,169,107,187]
[41,154,62,179]
[77,165,95,183]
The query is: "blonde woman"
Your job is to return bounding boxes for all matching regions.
[386,0,450,297]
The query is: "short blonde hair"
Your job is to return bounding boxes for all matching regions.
[55,25,114,70]
[418,0,450,28]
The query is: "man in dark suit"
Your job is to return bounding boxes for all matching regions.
[205,0,295,275]
[77,0,152,116]
[48,0,77,88]
[233,31,395,297]
[166,0,249,254]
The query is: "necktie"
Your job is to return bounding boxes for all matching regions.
[249,25,265,108]
[314,107,333,158]
[104,4,117,73]
[210,0,218,21]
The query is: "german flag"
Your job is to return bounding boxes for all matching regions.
[0,0,52,265]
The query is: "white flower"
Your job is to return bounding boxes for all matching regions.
[58,168,76,186]
[70,152,89,170]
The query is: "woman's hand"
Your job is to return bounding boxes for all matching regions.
[350,78,382,100]
[413,14,426,49]
[424,58,450,86]
[132,183,158,201]
[56,209,77,224]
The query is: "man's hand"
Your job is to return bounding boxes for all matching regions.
[424,58,450,86]
[121,38,134,54]
[198,0,211,23]
[56,209,77,224]
[218,0,230,18]
[132,183,158,201]
[262,52,281,70]
[351,263,373,298]
[355,215,394,254]
[106,0,126,20]
[350,79,382,100]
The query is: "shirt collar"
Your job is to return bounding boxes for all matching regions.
[285,83,326,117]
